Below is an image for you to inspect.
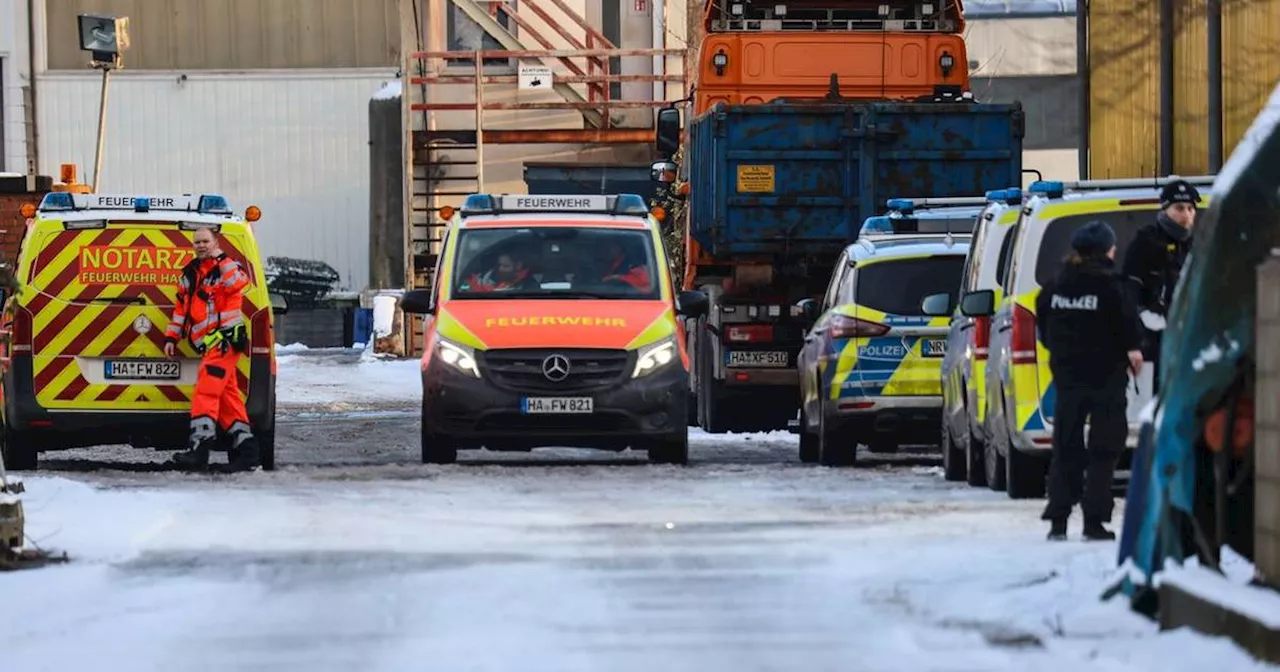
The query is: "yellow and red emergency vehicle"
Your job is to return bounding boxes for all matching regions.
[1,191,284,470]
[399,193,709,465]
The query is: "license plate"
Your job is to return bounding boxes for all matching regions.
[922,339,948,357]
[105,359,181,380]
[726,350,789,368]
[522,397,594,414]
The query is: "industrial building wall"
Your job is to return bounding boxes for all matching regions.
[1088,0,1280,178]
[0,0,33,173]
[44,0,399,70]
[36,70,396,291]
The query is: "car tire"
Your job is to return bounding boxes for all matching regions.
[2,424,37,471]
[798,404,819,463]
[965,430,988,487]
[1005,445,1048,499]
[420,404,458,465]
[818,404,856,467]
[257,430,276,471]
[985,428,1008,492]
[941,421,965,481]
[647,432,689,465]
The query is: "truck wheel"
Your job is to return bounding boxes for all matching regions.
[2,426,37,471]
[817,406,856,467]
[941,422,965,481]
[647,432,689,465]
[257,430,276,471]
[697,324,730,434]
[1005,445,1048,499]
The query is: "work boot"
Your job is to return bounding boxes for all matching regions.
[1047,518,1068,542]
[1083,518,1116,541]
[214,437,261,474]
[170,442,210,471]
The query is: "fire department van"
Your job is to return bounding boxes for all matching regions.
[399,193,709,465]
[1,192,286,470]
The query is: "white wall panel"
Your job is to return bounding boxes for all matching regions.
[965,16,1076,77]
[36,69,396,292]
[0,0,32,173]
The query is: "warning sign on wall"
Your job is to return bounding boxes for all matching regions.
[736,165,776,193]
[518,65,553,90]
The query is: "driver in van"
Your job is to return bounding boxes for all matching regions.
[594,240,651,290]
[1035,220,1144,542]
[463,251,537,292]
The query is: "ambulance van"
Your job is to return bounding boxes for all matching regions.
[1,192,284,470]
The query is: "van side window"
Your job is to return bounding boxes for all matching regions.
[996,224,1019,292]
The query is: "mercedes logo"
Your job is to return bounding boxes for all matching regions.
[133,315,152,334]
[542,354,571,382]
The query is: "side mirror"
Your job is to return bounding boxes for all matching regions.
[796,298,820,324]
[959,289,996,317]
[675,289,709,317]
[268,292,289,315]
[651,160,678,184]
[655,106,681,156]
[920,292,953,317]
[400,289,435,315]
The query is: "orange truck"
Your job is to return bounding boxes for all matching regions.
[650,0,1025,433]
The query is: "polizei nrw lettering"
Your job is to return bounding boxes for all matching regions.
[1050,294,1099,311]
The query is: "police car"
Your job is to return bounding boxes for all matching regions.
[398,193,707,465]
[795,229,971,466]
[2,191,285,470]
[958,176,1212,498]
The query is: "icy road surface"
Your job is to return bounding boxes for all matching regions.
[2,349,1274,671]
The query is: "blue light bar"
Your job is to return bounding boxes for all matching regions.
[39,192,75,211]
[197,195,232,215]
[615,194,649,215]
[985,189,1008,201]
[460,193,652,218]
[134,197,151,213]
[885,198,915,213]
[1029,180,1066,198]
[859,216,895,235]
[462,194,496,213]
[1005,188,1023,204]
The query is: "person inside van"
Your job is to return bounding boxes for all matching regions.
[593,239,651,290]
[1121,179,1199,383]
[463,251,537,292]
[1036,221,1144,542]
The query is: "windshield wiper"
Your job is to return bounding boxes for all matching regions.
[89,296,146,305]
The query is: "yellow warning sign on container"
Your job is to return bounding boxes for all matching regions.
[736,165,775,193]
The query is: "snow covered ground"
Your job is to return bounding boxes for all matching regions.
[2,351,1276,671]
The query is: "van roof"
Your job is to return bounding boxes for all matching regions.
[847,237,970,261]
[457,212,653,230]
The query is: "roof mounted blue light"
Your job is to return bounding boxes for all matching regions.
[614,194,649,215]
[197,195,232,215]
[985,189,1008,201]
[885,198,915,213]
[1003,187,1023,204]
[462,194,496,214]
[859,216,896,235]
[39,192,74,211]
[1029,180,1065,198]
[134,197,151,213]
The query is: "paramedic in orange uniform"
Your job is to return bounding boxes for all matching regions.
[163,227,260,473]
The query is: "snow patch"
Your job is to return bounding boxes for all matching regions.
[275,342,311,354]
[372,80,402,100]
[0,492,20,506]
[1192,342,1224,371]
[372,293,399,339]
[277,355,420,408]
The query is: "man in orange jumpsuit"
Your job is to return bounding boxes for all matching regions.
[163,227,260,473]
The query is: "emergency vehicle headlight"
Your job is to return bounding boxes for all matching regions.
[437,338,480,378]
[63,219,107,230]
[632,338,677,378]
[40,192,75,211]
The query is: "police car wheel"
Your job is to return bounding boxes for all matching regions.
[941,423,965,482]
[965,432,988,487]
[647,432,688,465]
[985,432,1008,492]
[1,426,37,471]
[1005,446,1048,500]
[817,406,856,467]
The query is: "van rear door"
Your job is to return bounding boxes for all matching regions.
[26,222,199,411]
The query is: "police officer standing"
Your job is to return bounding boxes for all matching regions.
[1121,179,1199,381]
[1036,221,1144,541]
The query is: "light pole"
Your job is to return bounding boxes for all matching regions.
[76,13,130,192]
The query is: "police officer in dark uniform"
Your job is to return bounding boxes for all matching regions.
[1036,221,1144,541]
[1120,179,1199,382]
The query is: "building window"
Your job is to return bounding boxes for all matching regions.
[447,1,515,69]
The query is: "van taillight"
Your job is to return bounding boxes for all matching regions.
[10,306,32,353]
[250,309,273,355]
[973,315,990,360]
[1011,305,1037,365]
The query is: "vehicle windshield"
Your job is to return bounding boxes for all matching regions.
[451,226,661,300]
[855,255,967,315]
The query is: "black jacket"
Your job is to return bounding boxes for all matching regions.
[1120,216,1192,356]
[1035,258,1143,386]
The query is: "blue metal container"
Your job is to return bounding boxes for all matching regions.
[686,101,1025,258]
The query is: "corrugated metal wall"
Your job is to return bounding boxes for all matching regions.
[36,70,396,291]
[1088,0,1280,178]
[45,0,399,70]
